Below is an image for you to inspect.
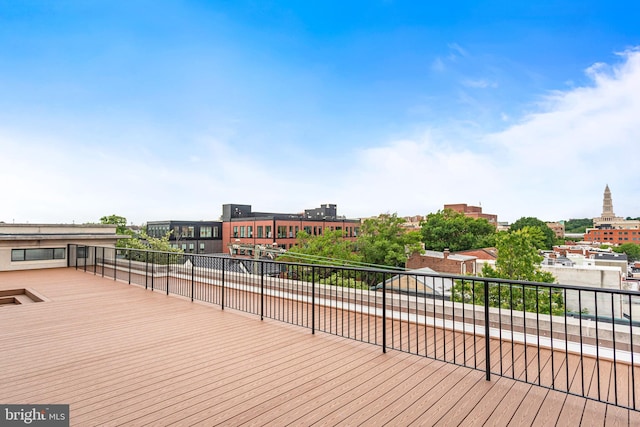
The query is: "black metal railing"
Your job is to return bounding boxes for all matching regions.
[67,244,640,411]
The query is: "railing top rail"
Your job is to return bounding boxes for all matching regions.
[74,244,639,296]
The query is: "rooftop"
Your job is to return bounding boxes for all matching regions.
[1,268,638,426]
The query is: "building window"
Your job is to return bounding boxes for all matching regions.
[304,226,311,234]
[248,226,253,238]
[181,244,187,250]
[289,226,294,238]
[11,248,66,262]
[233,226,238,238]
[240,226,246,238]
[200,243,205,251]
[200,226,212,238]
[257,226,263,238]
[266,226,272,238]
[278,226,287,238]
[189,243,195,251]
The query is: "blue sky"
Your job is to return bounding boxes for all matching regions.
[1,1,639,225]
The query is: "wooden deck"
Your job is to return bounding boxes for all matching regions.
[1,268,638,426]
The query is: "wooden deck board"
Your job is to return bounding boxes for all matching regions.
[1,268,637,426]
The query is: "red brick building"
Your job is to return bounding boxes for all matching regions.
[406,249,477,275]
[584,228,640,245]
[221,204,361,252]
[444,204,498,226]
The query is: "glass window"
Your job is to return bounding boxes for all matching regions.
[233,226,238,238]
[248,226,253,238]
[278,226,287,238]
[257,226,263,238]
[200,226,212,238]
[266,226,272,238]
[240,226,246,238]
[11,248,66,262]
[213,227,219,238]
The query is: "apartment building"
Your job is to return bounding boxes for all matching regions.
[221,203,361,251]
[146,220,223,254]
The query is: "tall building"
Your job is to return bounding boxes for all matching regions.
[585,185,640,245]
[593,184,625,228]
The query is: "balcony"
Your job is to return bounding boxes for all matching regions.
[1,244,639,425]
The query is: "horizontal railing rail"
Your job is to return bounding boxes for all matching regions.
[68,244,640,411]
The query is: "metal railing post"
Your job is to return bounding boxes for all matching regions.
[382,273,387,353]
[145,251,149,290]
[113,248,117,281]
[93,246,97,275]
[151,252,155,291]
[484,280,491,381]
[221,258,225,310]
[166,252,170,295]
[101,248,105,278]
[128,250,131,284]
[260,261,264,321]
[191,257,195,302]
[312,266,316,335]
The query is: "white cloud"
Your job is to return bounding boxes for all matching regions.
[447,42,468,59]
[333,48,640,222]
[3,49,639,226]
[462,79,498,89]
[431,57,445,72]
[482,47,640,221]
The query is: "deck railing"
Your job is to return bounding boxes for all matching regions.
[68,244,640,411]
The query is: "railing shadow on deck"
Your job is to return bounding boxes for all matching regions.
[68,244,640,411]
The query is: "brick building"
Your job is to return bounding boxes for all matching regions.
[444,204,498,226]
[221,203,361,252]
[584,185,640,245]
[406,249,477,275]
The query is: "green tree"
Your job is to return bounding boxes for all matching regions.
[420,209,497,252]
[100,214,129,235]
[279,229,361,265]
[451,228,562,315]
[357,213,422,268]
[482,228,555,283]
[613,243,640,262]
[509,217,557,249]
[121,229,181,253]
[278,229,367,289]
[100,215,180,254]
[564,218,593,234]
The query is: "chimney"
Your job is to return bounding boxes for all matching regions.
[444,249,450,259]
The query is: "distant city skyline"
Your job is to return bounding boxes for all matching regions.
[1,2,639,224]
